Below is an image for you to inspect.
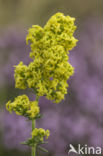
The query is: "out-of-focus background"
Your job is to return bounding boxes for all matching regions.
[0,0,103,156]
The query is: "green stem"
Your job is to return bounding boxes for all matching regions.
[32,119,36,156]
[31,95,39,156]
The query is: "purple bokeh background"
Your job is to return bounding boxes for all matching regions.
[1,17,103,156]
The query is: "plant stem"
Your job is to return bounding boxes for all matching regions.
[32,119,36,156]
[31,95,39,156]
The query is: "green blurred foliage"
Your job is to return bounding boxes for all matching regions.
[0,0,103,28]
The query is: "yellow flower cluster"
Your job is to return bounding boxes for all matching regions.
[32,128,50,143]
[14,13,77,103]
[6,13,77,151]
[6,95,40,119]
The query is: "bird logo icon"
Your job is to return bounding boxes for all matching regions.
[68,144,78,154]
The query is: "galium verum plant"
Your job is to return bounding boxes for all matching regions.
[6,12,77,155]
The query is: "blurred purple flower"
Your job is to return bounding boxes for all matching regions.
[0,27,31,87]
[68,17,103,150]
[2,111,31,150]
[69,17,103,121]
